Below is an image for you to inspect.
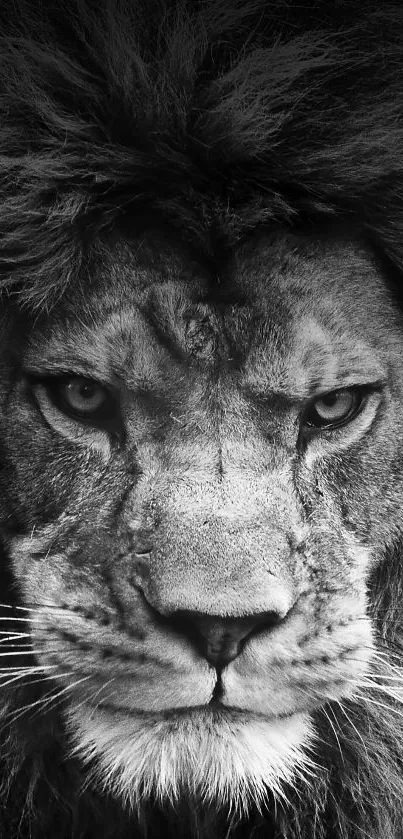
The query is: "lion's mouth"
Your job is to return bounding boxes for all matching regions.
[82,696,310,724]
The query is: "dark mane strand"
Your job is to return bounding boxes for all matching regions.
[0,1,403,306]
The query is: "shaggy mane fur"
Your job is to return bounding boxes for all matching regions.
[1,0,403,306]
[1,1,403,837]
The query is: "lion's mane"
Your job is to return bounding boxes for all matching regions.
[1,2,403,837]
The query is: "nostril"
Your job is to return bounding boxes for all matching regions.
[170,609,282,668]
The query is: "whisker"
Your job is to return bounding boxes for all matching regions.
[0,650,50,658]
[0,662,54,669]
[353,692,403,720]
[72,677,117,719]
[0,671,56,690]
[369,673,403,685]
[41,676,94,704]
[0,637,31,646]
[0,602,80,613]
[30,674,85,709]
[25,677,92,723]
[333,699,369,757]
[0,643,81,660]
[0,631,31,637]
[0,617,41,624]
[366,673,403,682]
[321,705,345,765]
[0,663,65,690]
[354,673,403,687]
[0,604,53,612]
[373,643,403,662]
[0,667,68,679]
[354,680,403,703]
[5,675,90,727]
[0,668,56,677]
[15,673,71,689]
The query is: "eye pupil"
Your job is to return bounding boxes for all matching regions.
[321,394,338,406]
[71,382,95,399]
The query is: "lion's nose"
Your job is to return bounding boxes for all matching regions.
[171,610,282,668]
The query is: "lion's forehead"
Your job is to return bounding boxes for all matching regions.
[266,316,385,399]
[25,231,400,402]
[231,236,399,396]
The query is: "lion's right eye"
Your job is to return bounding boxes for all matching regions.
[36,375,119,428]
[58,378,108,416]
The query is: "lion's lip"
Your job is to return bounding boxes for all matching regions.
[90,699,301,722]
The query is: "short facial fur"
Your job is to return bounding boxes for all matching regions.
[1,228,403,821]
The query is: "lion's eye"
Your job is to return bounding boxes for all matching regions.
[61,378,107,414]
[42,376,117,425]
[304,388,363,429]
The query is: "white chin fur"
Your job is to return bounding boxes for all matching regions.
[66,704,314,814]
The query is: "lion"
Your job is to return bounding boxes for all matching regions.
[1,2,403,838]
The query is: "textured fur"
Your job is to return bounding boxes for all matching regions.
[1,0,403,305]
[1,2,403,839]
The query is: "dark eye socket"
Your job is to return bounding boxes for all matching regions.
[41,375,119,427]
[303,387,366,430]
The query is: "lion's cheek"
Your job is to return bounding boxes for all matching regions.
[222,613,374,715]
[69,633,217,712]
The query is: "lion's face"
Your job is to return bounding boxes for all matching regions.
[1,229,403,810]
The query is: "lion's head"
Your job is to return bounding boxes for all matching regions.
[2,2,403,839]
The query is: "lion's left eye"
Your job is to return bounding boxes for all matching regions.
[303,388,364,429]
[42,376,117,425]
[61,378,107,414]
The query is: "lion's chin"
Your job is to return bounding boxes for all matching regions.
[66,702,315,812]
